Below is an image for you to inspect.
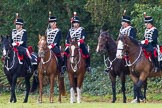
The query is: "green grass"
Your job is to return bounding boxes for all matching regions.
[0,103,162,108]
[0,93,162,108]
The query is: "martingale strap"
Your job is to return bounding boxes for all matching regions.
[157,45,162,61]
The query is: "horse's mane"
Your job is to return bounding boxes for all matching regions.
[128,36,140,46]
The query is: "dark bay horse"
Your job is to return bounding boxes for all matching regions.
[116,34,162,103]
[0,36,38,103]
[96,31,130,103]
[38,35,65,103]
[67,38,86,103]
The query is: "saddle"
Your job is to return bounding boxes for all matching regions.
[143,45,162,61]
[27,46,38,65]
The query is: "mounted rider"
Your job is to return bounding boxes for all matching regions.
[62,12,91,73]
[11,13,32,73]
[106,10,137,73]
[45,11,64,76]
[141,12,160,72]
[119,10,136,39]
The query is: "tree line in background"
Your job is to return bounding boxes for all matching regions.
[1,0,162,94]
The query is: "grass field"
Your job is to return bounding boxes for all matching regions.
[0,93,162,108]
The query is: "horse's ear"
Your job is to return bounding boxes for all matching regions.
[6,35,9,39]
[38,34,42,40]
[43,35,47,40]
[0,35,3,43]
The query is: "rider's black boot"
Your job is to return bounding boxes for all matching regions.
[86,57,91,73]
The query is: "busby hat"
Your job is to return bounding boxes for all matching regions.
[143,12,153,24]
[144,16,153,23]
[16,18,24,25]
[122,15,131,23]
[72,16,80,23]
[49,16,57,22]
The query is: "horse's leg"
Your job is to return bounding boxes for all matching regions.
[76,72,86,103]
[58,73,65,103]
[109,73,116,103]
[143,79,147,102]
[10,75,17,103]
[68,73,75,103]
[23,76,31,103]
[58,75,61,103]
[135,73,147,103]
[129,74,138,103]
[49,74,54,103]
[120,74,126,103]
[38,73,43,103]
[6,75,13,103]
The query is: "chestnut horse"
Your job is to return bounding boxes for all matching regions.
[116,34,162,103]
[96,31,130,103]
[67,38,86,103]
[37,35,65,103]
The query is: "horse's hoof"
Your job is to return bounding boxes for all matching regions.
[77,101,81,103]
[37,100,42,104]
[131,99,137,103]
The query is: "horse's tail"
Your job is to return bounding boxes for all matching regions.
[58,76,66,96]
[30,70,39,93]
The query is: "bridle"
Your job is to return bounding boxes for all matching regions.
[69,41,81,72]
[2,43,16,71]
[119,36,142,67]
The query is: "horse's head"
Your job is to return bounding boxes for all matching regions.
[38,35,48,58]
[116,34,139,59]
[96,31,116,54]
[0,35,12,57]
[69,38,80,64]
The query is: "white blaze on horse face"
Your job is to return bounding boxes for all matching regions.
[96,36,101,52]
[96,45,99,52]
[71,45,75,63]
[116,40,124,59]
[3,48,6,56]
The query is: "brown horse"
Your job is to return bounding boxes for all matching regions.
[96,31,130,103]
[37,35,65,103]
[67,38,86,103]
[116,34,162,103]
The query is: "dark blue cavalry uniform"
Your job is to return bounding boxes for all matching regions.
[63,16,91,73]
[141,16,160,72]
[46,16,64,74]
[119,15,136,39]
[11,18,32,72]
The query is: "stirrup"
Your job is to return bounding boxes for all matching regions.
[104,69,109,73]
[27,67,32,73]
[87,67,92,73]
[154,67,160,73]
[61,66,66,72]
[60,72,64,77]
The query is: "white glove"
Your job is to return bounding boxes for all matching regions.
[19,41,23,45]
[12,42,17,46]
[48,45,52,49]
[141,40,145,44]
